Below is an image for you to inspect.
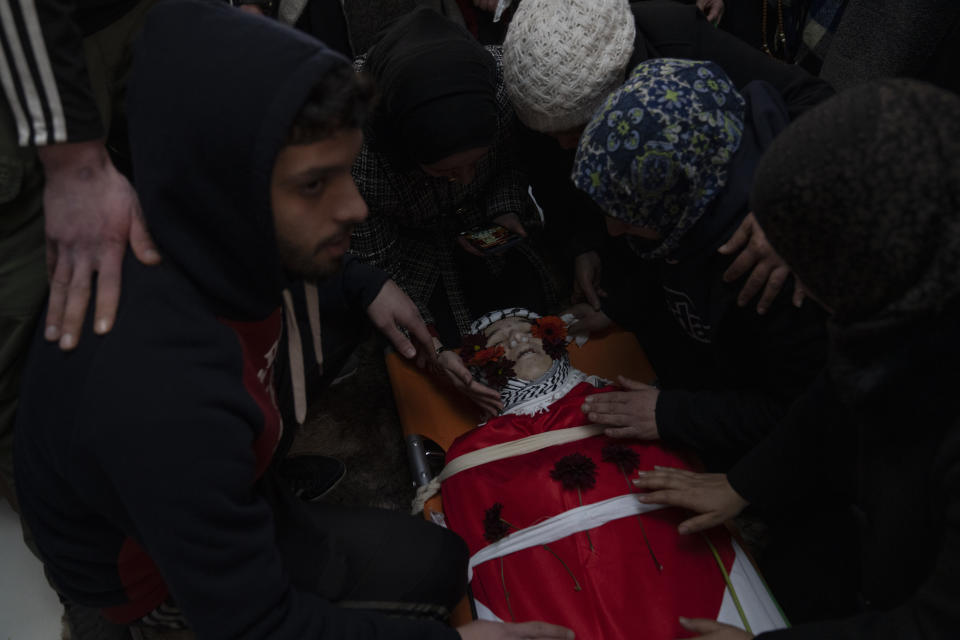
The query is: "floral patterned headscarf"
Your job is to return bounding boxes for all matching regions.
[572,58,745,259]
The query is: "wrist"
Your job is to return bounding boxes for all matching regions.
[37,140,109,178]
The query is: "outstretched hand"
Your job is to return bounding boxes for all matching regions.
[458,620,574,640]
[367,279,437,367]
[572,251,606,310]
[581,375,660,440]
[39,140,161,351]
[566,302,612,336]
[718,212,805,315]
[633,467,748,534]
[678,617,753,639]
[437,349,503,418]
[695,0,724,23]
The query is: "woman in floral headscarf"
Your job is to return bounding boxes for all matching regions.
[570,59,828,468]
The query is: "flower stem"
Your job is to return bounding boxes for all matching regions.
[621,470,663,572]
[577,488,595,552]
[542,544,582,591]
[702,532,751,634]
[499,557,515,621]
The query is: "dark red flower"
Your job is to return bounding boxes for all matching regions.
[550,453,598,491]
[543,339,567,361]
[601,443,641,475]
[483,503,511,543]
[459,333,488,364]
[531,316,567,343]
[483,357,516,389]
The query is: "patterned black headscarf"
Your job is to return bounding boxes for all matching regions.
[365,8,497,165]
[751,79,960,326]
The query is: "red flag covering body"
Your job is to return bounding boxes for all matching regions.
[442,382,736,639]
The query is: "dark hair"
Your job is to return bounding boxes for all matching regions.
[287,62,376,144]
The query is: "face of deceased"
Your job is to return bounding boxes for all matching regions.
[484,316,554,381]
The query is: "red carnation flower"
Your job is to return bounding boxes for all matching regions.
[483,503,512,543]
[471,345,505,367]
[483,357,516,389]
[531,316,567,342]
[601,443,641,475]
[459,333,488,364]
[550,453,598,491]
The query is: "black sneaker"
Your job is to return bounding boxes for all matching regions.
[280,455,346,502]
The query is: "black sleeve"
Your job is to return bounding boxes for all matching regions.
[0,0,104,145]
[725,372,855,507]
[86,337,457,640]
[654,289,829,463]
[631,1,835,118]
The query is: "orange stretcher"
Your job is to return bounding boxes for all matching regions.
[384,329,656,626]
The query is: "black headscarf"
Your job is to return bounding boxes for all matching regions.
[751,80,960,408]
[365,7,497,165]
[751,79,960,327]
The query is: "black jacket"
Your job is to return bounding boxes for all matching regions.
[602,83,828,467]
[729,298,960,639]
[529,0,835,261]
[13,2,449,638]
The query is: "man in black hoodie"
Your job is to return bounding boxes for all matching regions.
[12,2,573,639]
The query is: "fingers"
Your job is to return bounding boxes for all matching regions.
[717,215,751,256]
[505,621,575,639]
[58,257,93,350]
[469,380,503,401]
[383,323,417,359]
[457,235,485,257]
[679,617,727,634]
[128,205,161,265]
[736,262,771,307]
[493,213,528,238]
[678,512,721,535]
[603,425,647,439]
[581,280,601,310]
[44,250,72,342]
[792,280,806,308]
[405,315,437,363]
[616,375,650,391]
[92,244,124,335]
[587,412,634,427]
[582,392,630,409]
[755,265,789,315]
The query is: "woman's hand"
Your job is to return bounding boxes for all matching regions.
[679,617,753,639]
[695,0,724,23]
[581,376,659,439]
[436,349,503,418]
[458,620,574,640]
[572,251,606,310]
[565,302,612,336]
[718,212,805,314]
[633,468,748,534]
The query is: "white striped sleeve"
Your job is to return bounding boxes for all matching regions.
[0,0,101,146]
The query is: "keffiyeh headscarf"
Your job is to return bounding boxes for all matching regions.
[572,58,745,260]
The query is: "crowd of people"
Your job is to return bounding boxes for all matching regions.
[0,0,957,638]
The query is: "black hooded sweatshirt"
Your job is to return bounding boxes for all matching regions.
[13,1,452,638]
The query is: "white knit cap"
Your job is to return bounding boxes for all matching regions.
[503,0,636,133]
